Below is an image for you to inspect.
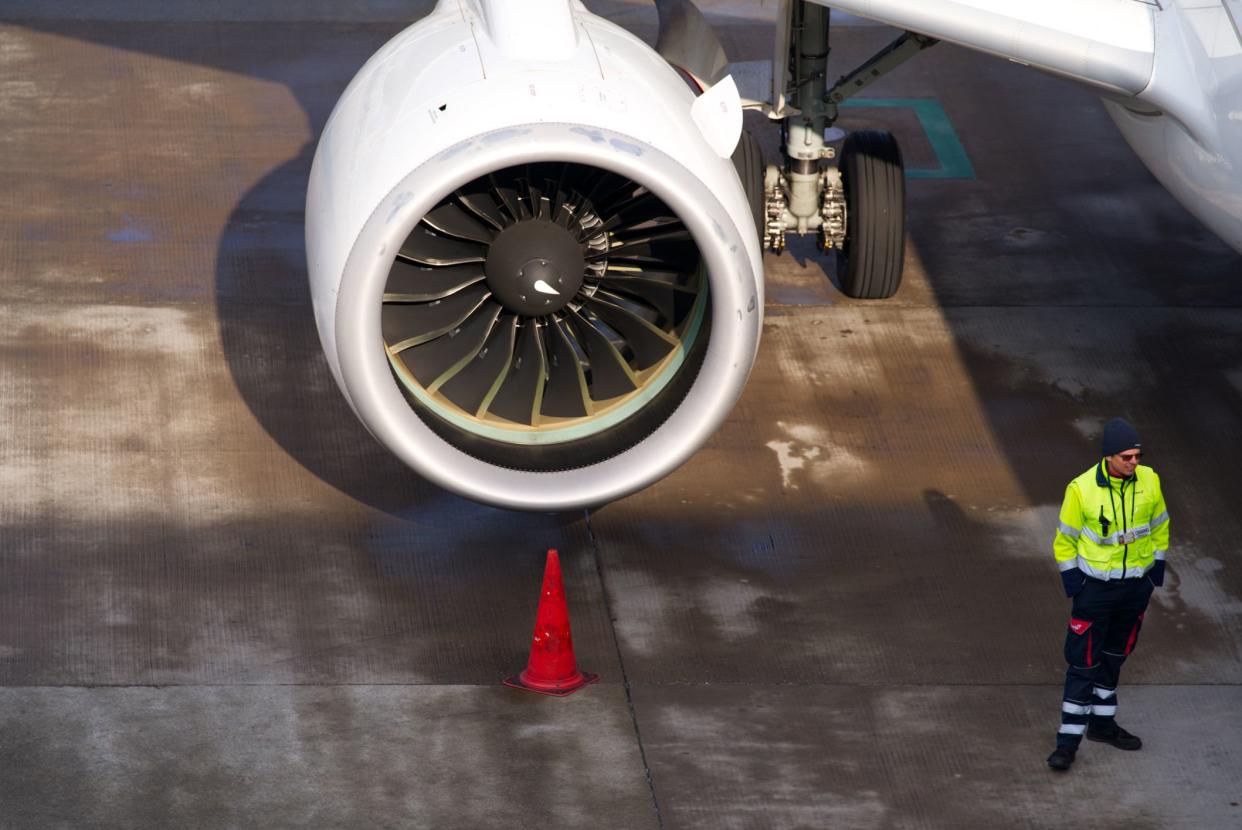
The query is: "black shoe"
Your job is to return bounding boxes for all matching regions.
[1047,746,1076,771]
[1086,723,1142,750]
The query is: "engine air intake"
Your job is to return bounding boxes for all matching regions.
[381,162,710,470]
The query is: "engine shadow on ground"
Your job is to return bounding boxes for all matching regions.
[2,16,565,520]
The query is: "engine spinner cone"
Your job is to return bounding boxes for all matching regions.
[485,219,585,317]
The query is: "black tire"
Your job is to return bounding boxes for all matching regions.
[731,129,765,244]
[836,130,905,299]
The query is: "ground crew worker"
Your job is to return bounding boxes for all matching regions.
[1046,418,1169,771]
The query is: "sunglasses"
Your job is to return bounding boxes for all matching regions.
[1117,452,1142,462]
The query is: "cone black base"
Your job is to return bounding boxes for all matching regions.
[503,671,599,697]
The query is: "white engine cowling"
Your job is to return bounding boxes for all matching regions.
[306,0,763,511]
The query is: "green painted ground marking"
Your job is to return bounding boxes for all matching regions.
[840,98,975,179]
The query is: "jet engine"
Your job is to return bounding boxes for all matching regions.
[306,0,763,510]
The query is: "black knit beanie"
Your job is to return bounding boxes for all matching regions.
[1101,418,1141,457]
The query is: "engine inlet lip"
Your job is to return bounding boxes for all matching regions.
[335,122,761,511]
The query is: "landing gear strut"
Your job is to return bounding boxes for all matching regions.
[765,2,935,299]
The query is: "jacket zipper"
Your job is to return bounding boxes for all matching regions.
[1120,477,1129,578]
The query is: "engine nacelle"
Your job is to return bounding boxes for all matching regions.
[306,0,762,510]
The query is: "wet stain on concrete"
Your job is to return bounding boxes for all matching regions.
[106,215,154,243]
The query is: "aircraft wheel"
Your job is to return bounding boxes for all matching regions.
[731,129,765,243]
[836,130,905,299]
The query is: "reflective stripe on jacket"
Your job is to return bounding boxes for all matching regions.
[1053,461,1169,580]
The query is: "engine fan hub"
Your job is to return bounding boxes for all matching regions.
[484,219,585,316]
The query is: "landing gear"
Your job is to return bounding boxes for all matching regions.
[836,130,905,299]
[763,2,933,299]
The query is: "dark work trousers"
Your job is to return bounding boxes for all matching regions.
[1057,575,1154,748]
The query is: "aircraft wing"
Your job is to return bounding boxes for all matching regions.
[808,0,1157,97]
[808,0,1236,158]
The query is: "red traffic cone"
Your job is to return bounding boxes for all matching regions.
[504,549,599,697]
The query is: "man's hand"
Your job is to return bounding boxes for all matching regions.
[1061,567,1086,598]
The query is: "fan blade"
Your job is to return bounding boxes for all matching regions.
[607,192,675,228]
[586,213,623,238]
[527,180,550,221]
[570,165,610,194]
[541,319,591,418]
[384,261,486,302]
[603,265,697,288]
[422,202,496,244]
[383,284,491,352]
[437,315,519,416]
[598,276,693,324]
[399,225,487,266]
[554,191,581,229]
[576,213,615,250]
[456,187,509,230]
[587,175,639,212]
[608,225,692,250]
[596,239,699,271]
[490,177,527,221]
[393,302,501,389]
[568,310,639,400]
[593,288,663,323]
[550,167,571,218]
[584,294,678,369]
[487,321,546,425]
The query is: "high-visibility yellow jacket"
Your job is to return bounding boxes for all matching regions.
[1053,460,1169,581]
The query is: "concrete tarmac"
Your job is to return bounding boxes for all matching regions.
[1,3,1240,828]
